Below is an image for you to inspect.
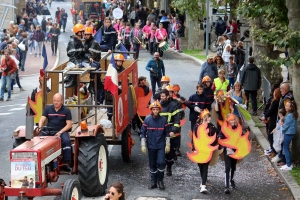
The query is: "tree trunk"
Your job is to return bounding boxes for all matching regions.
[286,0,300,161]
[186,14,201,49]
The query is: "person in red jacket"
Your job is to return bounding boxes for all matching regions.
[0,50,18,101]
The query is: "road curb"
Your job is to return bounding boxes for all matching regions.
[173,49,300,200]
[247,119,300,200]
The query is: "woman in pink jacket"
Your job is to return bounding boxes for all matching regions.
[155,23,167,57]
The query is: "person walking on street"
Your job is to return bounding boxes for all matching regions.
[60,8,68,32]
[241,56,261,116]
[198,55,218,83]
[130,23,143,59]
[145,52,165,97]
[28,25,35,55]
[215,17,226,37]
[55,7,61,28]
[49,23,60,55]
[33,25,45,57]
[0,50,18,101]
[19,32,29,72]
[41,16,47,33]
[140,101,170,190]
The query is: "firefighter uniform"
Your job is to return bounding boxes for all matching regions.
[160,98,181,176]
[100,23,117,51]
[140,105,169,190]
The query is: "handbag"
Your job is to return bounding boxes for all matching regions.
[18,40,26,51]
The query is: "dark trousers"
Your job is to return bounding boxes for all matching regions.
[198,162,209,185]
[40,132,71,162]
[245,90,258,112]
[149,42,155,55]
[191,121,196,131]
[51,39,58,54]
[89,61,100,79]
[203,32,211,48]
[165,138,176,167]
[130,19,135,27]
[133,43,140,59]
[267,124,276,153]
[173,136,181,150]
[228,77,235,89]
[150,76,161,98]
[157,40,164,57]
[20,51,27,71]
[100,44,110,52]
[148,148,165,183]
[97,89,104,104]
[224,149,237,188]
[144,38,149,50]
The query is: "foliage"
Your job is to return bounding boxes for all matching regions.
[183,49,207,60]
[171,0,205,19]
[239,0,300,66]
[290,166,300,186]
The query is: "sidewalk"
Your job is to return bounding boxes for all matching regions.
[19,42,59,76]
[172,49,300,200]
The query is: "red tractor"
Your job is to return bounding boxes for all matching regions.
[0,53,147,200]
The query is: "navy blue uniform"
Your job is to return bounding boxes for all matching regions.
[141,114,169,183]
[203,86,214,110]
[42,105,72,162]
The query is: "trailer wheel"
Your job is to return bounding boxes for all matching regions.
[78,133,108,197]
[62,179,82,200]
[121,126,132,162]
[13,138,27,149]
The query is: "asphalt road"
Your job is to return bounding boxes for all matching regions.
[0,1,294,200]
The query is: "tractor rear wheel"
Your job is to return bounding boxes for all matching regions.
[62,179,82,200]
[78,133,108,197]
[13,138,27,149]
[121,125,132,162]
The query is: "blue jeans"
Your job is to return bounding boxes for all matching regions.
[20,51,27,71]
[29,42,35,53]
[148,148,165,183]
[1,75,12,99]
[283,134,295,167]
[228,77,235,88]
[150,76,161,98]
[100,44,110,52]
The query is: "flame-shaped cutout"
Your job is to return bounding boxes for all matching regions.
[218,122,252,159]
[187,123,218,163]
[218,98,231,126]
[28,91,43,124]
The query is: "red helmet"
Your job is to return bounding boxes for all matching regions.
[173,84,180,91]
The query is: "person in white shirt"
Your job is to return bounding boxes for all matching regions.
[222,44,231,67]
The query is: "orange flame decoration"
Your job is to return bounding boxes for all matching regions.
[218,122,252,159]
[219,97,232,125]
[187,123,218,163]
[28,91,43,123]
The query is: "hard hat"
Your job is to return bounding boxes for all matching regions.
[84,27,93,34]
[226,113,236,122]
[165,85,174,92]
[202,75,211,83]
[73,23,85,34]
[114,54,125,61]
[160,76,170,82]
[149,101,162,110]
[173,84,180,91]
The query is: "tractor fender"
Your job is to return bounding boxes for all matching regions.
[13,126,39,138]
[74,125,105,137]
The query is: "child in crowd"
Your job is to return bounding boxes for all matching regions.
[271,108,286,163]
[280,101,298,170]
[222,44,231,66]
[226,56,237,88]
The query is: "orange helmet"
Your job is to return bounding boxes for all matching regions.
[202,76,211,83]
[161,76,170,83]
[149,101,162,110]
[173,84,180,91]
[114,54,125,61]
[226,114,236,122]
[84,27,93,34]
[165,85,174,92]
[73,23,85,34]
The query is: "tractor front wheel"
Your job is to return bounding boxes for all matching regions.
[62,179,82,200]
[78,133,108,197]
[121,125,133,162]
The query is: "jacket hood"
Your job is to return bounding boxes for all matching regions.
[247,63,258,70]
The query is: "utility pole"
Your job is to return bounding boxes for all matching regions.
[205,0,209,56]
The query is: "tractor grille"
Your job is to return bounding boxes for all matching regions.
[12,152,39,182]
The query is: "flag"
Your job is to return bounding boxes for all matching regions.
[104,53,118,95]
[119,43,128,60]
[94,29,102,43]
[42,44,48,71]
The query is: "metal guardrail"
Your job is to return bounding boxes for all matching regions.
[0,4,17,30]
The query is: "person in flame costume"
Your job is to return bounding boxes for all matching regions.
[187,109,219,194]
[217,113,251,194]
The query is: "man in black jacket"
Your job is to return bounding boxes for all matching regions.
[241,56,261,116]
[83,27,101,94]
[230,41,245,71]
[177,21,185,53]
[215,17,226,37]
[160,89,181,177]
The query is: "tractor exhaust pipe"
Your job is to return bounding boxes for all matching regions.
[25,102,34,139]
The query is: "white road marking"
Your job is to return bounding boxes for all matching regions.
[0,113,12,115]
[8,108,25,111]
[0,104,26,108]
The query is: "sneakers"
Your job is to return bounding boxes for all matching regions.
[230,180,236,189]
[252,111,258,116]
[280,165,293,171]
[271,155,281,163]
[224,188,230,194]
[6,98,11,101]
[200,184,207,194]
[264,148,272,154]
[128,56,131,59]
[20,88,25,92]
